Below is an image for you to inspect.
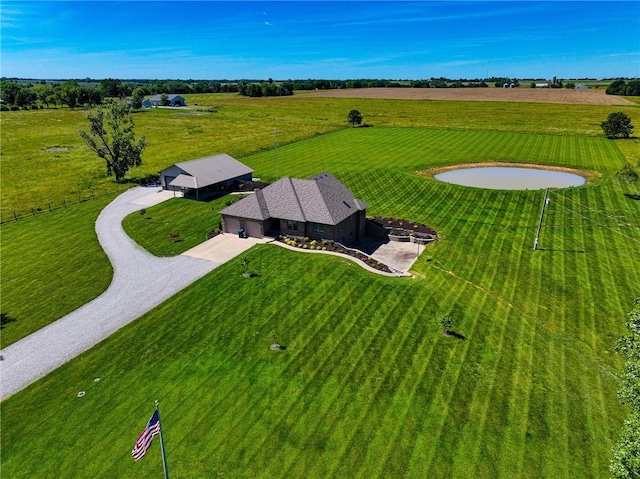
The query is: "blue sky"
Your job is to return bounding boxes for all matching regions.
[1,1,638,80]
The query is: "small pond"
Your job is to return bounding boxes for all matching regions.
[434,166,586,190]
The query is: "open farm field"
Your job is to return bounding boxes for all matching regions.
[303,86,636,105]
[1,94,638,221]
[2,121,640,478]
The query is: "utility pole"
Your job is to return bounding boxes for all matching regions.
[533,188,550,250]
[273,128,280,179]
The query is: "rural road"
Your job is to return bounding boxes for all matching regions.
[0,187,232,401]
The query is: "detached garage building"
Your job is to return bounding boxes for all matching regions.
[159,154,253,200]
[220,172,367,245]
[150,94,186,107]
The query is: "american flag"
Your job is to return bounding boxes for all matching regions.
[132,410,161,461]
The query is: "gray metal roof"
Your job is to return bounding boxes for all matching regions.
[164,154,254,189]
[150,94,185,101]
[220,172,367,225]
[168,174,197,189]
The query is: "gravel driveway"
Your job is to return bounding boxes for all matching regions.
[0,187,423,400]
[1,187,221,400]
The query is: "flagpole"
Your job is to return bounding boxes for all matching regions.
[155,401,170,479]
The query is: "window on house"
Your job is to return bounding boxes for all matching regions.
[313,223,325,234]
[287,220,299,231]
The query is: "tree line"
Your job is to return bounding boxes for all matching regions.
[0,76,509,107]
[0,78,245,110]
[3,76,637,108]
[606,79,640,96]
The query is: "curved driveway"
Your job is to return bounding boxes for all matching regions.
[1,187,226,400]
[1,187,419,400]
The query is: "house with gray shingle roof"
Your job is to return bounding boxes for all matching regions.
[159,154,253,200]
[220,172,367,244]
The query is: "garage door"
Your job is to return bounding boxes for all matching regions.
[245,220,263,238]
[224,217,240,234]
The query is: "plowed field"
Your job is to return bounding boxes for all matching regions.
[301,86,633,105]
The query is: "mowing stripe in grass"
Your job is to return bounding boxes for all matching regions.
[420,306,490,476]
[241,278,383,472]
[433,292,493,476]
[352,290,435,478]
[276,271,369,379]
[500,316,537,478]
[449,299,512,477]
[550,340,571,478]
[475,242,531,472]
[541,238,571,470]
[264,282,396,464]
[308,291,412,478]
[288,282,386,397]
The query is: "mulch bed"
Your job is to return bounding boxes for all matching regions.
[368,216,438,239]
[276,236,394,273]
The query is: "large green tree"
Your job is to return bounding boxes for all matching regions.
[131,87,146,109]
[98,78,124,99]
[610,298,640,479]
[59,81,79,109]
[79,99,148,181]
[78,85,101,107]
[348,109,363,126]
[602,112,634,139]
[0,80,23,105]
[32,84,55,108]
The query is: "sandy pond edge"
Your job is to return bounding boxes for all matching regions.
[417,162,599,184]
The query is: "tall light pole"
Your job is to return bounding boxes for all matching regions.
[533,188,550,250]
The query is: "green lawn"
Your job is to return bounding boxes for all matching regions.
[2,124,640,477]
[0,197,113,347]
[0,241,634,478]
[121,195,242,256]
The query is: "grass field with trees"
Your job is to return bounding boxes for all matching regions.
[2,92,638,220]
[1,93,639,478]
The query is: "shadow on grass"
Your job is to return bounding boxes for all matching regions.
[538,248,586,253]
[118,173,160,187]
[624,193,640,201]
[1,312,16,329]
[444,330,466,341]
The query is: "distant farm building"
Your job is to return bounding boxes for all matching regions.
[159,154,253,200]
[535,83,549,88]
[150,94,186,107]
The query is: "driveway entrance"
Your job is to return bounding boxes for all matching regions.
[182,234,270,263]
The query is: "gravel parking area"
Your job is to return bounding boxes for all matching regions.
[0,187,219,400]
